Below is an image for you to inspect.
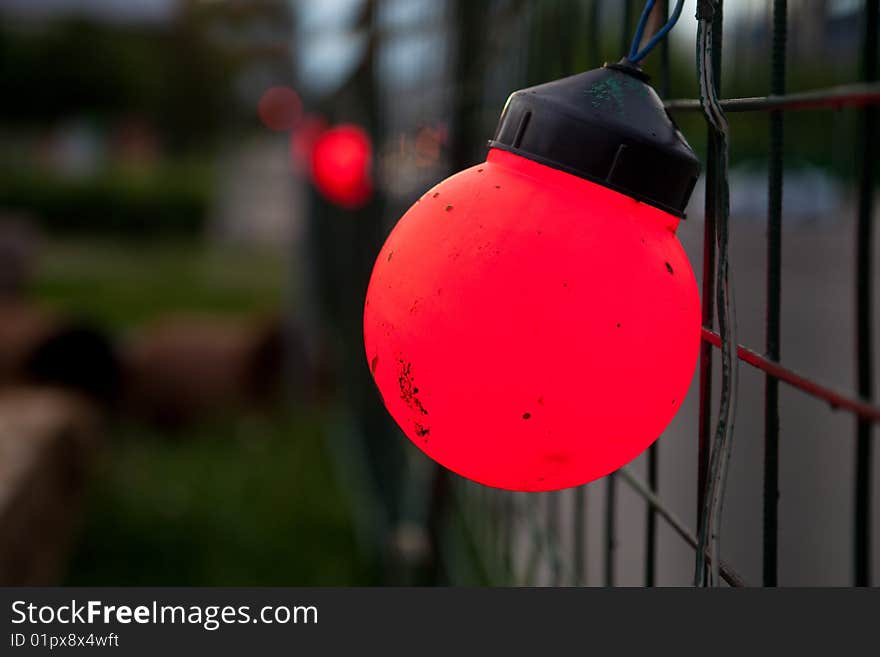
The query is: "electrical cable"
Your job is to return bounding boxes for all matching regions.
[693,0,739,588]
[629,0,658,60]
[628,0,686,63]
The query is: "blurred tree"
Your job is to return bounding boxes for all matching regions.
[0,14,234,152]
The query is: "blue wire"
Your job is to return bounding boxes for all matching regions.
[628,0,686,64]
[628,0,657,61]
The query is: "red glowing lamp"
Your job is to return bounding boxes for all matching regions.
[257,86,302,132]
[364,63,701,491]
[311,124,373,209]
[290,114,328,174]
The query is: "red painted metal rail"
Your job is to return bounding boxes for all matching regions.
[701,328,880,424]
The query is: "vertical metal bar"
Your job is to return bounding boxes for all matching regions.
[522,497,543,584]
[425,464,451,584]
[763,0,787,589]
[855,0,878,588]
[603,0,632,590]
[546,491,561,585]
[502,492,514,584]
[605,474,616,586]
[645,0,671,588]
[574,486,586,585]
[659,0,671,98]
[621,0,633,58]
[588,0,601,67]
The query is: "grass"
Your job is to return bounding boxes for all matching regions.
[66,412,376,586]
[28,238,376,585]
[29,238,286,332]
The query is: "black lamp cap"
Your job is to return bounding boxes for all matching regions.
[488,61,700,217]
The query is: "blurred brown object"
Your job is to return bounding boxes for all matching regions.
[0,303,120,403]
[0,388,100,585]
[122,315,284,425]
[0,213,40,300]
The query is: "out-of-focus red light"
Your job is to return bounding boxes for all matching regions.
[311,124,373,209]
[413,125,446,167]
[258,86,302,132]
[290,114,328,174]
[363,148,700,491]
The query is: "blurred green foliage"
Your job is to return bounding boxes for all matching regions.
[0,162,214,237]
[66,412,376,586]
[0,15,241,237]
[29,239,285,331]
[30,239,373,585]
[0,19,234,151]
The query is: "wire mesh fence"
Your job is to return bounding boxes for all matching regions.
[300,0,879,587]
[422,0,879,587]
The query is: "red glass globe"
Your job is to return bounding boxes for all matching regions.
[310,124,372,209]
[363,148,700,491]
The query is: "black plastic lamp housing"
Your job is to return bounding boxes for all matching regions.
[488,61,700,217]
